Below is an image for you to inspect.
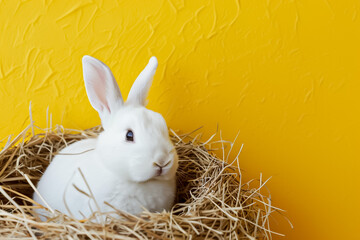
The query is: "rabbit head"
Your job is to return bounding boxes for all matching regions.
[82,56,178,182]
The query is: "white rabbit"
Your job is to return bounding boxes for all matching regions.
[33,56,178,221]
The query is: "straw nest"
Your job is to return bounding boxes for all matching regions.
[0,121,287,239]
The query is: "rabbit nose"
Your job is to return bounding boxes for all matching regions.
[153,162,163,175]
[153,162,164,168]
[153,159,170,168]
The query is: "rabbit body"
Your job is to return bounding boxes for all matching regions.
[34,139,175,220]
[33,56,178,220]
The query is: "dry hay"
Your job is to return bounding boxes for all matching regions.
[0,120,289,239]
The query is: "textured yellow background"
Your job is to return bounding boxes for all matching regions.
[1,0,359,239]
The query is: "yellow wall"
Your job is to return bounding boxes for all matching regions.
[1,0,359,239]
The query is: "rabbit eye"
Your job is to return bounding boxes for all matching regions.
[126,130,134,142]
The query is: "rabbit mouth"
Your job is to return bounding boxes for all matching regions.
[155,167,166,177]
[153,168,173,180]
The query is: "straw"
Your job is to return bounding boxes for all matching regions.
[0,121,289,239]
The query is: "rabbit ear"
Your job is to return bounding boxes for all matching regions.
[127,57,158,106]
[82,55,123,124]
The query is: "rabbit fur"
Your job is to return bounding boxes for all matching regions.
[33,56,178,221]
